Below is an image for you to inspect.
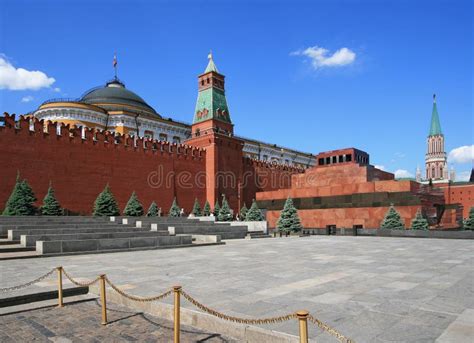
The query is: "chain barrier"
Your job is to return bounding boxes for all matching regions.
[1,267,354,342]
[308,314,354,343]
[104,276,173,302]
[0,268,56,293]
[62,268,100,287]
[181,290,297,325]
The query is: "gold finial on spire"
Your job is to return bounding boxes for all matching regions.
[208,50,213,61]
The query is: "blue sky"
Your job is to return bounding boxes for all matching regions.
[1,0,472,179]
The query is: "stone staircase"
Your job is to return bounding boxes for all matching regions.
[0,216,192,258]
[0,216,248,259]
[112,217,248,240]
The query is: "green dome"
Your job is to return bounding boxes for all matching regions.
[81,79,159,116]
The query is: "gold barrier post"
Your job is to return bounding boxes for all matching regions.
[173,286,182,343]
[57,267,63,308]
[99,274,107,325]
[297,310,309,343]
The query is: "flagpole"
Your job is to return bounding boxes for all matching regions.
[113,52,118,80]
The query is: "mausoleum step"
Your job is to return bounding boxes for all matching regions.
[8,227,157,240]
[0,239,20,245]
[0,223,124,235]
[0,244,36,253]
[21,231,171,247]
[36,235,194,255]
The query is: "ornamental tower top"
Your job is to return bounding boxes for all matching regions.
[425,94,449,182]
[193,52,232,126]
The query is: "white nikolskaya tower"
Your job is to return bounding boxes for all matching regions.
[424,94,449,183]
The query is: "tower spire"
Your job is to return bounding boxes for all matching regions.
[429,93,442,136]
[205,50,219,73]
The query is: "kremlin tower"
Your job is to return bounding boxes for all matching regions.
[423,94,451,183]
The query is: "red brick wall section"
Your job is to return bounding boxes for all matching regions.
[440,183,474,218]
[0,114,206,215]
[241,158,303,208]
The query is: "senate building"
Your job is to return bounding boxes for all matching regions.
[0,54,472,229]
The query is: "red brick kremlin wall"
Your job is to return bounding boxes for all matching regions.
[0,114,207,215]
[0,114,303,215]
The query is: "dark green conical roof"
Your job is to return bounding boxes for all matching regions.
[429,94,442,136]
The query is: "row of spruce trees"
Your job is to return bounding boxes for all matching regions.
[3,176,474,231]
[381,204,474,230]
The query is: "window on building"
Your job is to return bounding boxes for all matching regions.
[263,155,268,161]
[332,156,337,163]
[144,130,154,139]
[159,133,168,141]
[346,154,352,162]
[172,136,181,144]
[318,158,325,165]
[326,157,331,164]
[338,155,344,163]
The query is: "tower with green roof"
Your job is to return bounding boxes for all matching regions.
[193,52,232,126]
[186,52,243,216]
[425,94,448,182]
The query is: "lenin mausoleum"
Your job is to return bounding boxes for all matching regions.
[0,54,472,230]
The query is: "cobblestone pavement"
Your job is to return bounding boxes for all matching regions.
[1,236,473,342]
[0,299,237,342]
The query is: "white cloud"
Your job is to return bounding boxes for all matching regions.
[456,170,472,182]
[21,95,34,103]
[394,169,414,179]
[53,87,61,93]
[0,57,55,90]
[291,46,356,69]
[374,165,385,171]
[448,145,474,164]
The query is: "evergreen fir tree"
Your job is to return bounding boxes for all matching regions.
[245,199,264,221]
[147,201,159,217]
[93,184,120,216]
[203,200,211,216]
[213,200,221,217]
[218,195,233,221]
[41,184,62,216]
[380,204,405,230]
[240,203,248,221]
[276,197,302,233]
[192,198,202,216]
[169,197,181,217]
[123,191,144,216]
[463,207,474,230]
[3,175,37,216]
[410,209,428,230]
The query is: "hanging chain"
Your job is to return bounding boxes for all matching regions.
[308,314,354,343]
[104,276,173,302]
[181,290,297,325]
[62,268,100,287]
[0,268,55,293]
